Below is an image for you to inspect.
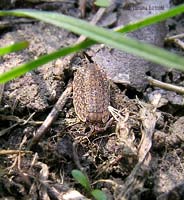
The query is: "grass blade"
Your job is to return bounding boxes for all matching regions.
[72,170,91,192]
[0,41,29,56]
[0,5,183,83]
[0,39,93,83]
[94,0,110,7]
[117,4,184,33]
[91,189,107,200]
[0,9,183,70]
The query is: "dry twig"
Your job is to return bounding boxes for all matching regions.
[165,33,184,50]
[29,81,73,147]
[0,149,31,155]
[147,76,184,94]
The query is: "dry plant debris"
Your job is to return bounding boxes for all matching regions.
[106,95,160,200]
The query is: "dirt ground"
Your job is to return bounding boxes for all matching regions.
[0,0,184,200]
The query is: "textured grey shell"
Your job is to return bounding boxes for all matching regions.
[73,63,110,123]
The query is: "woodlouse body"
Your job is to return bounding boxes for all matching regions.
[73,63,110,124]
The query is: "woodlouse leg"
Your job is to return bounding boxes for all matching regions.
[85,124,95,136]
[95,117,114,133]
[86,117,114,137]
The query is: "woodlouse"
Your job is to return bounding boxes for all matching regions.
[73,63,110,124]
